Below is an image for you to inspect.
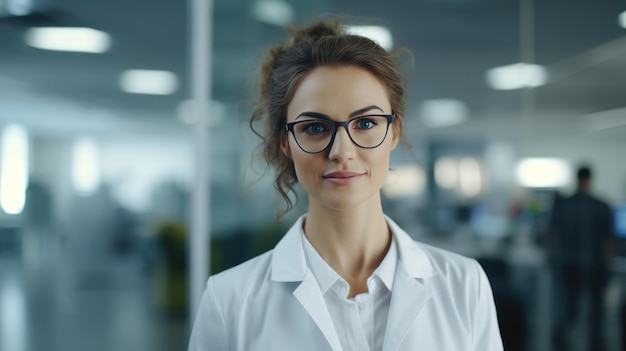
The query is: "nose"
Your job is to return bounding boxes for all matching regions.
[328,126,356,162]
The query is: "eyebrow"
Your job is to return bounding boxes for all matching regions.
[295,105,385,120]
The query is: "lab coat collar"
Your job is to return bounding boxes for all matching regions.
[383,216,437,351]
[271,214,437,351]
[271,215,308,282]
[271,216,342,351]
[385,215,437,279]
[271,214,436,282]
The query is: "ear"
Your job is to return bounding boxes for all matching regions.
[280,134,293,159]
[390,131,399,150]
[390,118,401,151]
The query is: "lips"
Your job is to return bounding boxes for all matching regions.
[322,171,365,185]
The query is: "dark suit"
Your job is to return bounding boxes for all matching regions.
[549,191,614,351]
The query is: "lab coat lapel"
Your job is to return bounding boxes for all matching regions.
[293,272,343,351]
[383,266,433,351]
[271,216,343,351]
[383,217,437,351]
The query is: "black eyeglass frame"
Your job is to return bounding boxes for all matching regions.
[284,114,396,154]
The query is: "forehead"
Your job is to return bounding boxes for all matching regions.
[286,65,391,121]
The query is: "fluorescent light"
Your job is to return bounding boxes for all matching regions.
[383,165,425,198]
[119,70,178,95]
[419,99,468,128]
[72,137,100,195]
[485,63,547,90]
[0,124,29,215]
[25,27,111,53]
[251,0,294,26]
[344,25,393,51]
[619,11,626,29]
[458,157,482,197]
[516,158,571,188]
[435,157,458,190]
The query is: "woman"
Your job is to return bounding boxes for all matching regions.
[188,20,503,351]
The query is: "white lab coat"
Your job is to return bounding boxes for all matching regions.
[188,215,503,351]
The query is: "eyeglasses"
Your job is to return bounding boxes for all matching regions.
[284,114,395,154]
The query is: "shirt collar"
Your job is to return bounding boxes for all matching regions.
[372,234,397,291]
[301,227,340,294]
[271,214,436,283]
[299,216,401,294]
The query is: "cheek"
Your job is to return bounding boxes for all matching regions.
[369,149,393,179]
[373,145,393,164]
[294,154,312,167]
[291,152,326,190]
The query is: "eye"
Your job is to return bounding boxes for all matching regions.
[298,121,330,135]
[353,117,378,130]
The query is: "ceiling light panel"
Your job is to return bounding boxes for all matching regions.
[119,70,179,95]
[25,27,111,53]
[251,0,294,26]
[485,63,547,90]
[419,99,468,128]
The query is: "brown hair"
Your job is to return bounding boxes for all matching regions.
[250,20,408,219]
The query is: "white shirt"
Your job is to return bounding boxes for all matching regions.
[301,229,397,351]
[188,215,503,351]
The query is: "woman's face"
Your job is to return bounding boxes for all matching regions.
[281,65,399,211]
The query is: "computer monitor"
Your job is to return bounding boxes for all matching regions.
[614,203,626,238]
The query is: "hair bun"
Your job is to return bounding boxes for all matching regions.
[286,20,342,46]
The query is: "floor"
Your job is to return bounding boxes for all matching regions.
[0,233,188,351]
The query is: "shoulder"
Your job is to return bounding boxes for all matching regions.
[190,250,284,350]
[212,249,274,281]
[593,195,612,210]
[387,216,483,281]
[583,194,614,216]
[417,242,484,281]
[418,241,476,265]
[209,250,275,300]
[398,238,496,327]
[411,242,496,324]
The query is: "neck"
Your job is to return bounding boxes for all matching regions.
[304,199,391,296]
[578,182,590,193]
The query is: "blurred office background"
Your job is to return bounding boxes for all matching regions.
[1,0,626,350]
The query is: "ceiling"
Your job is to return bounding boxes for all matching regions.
[1,0,625,141]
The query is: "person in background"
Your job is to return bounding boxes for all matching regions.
[549,165,615,351]
[188,19,503,351]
